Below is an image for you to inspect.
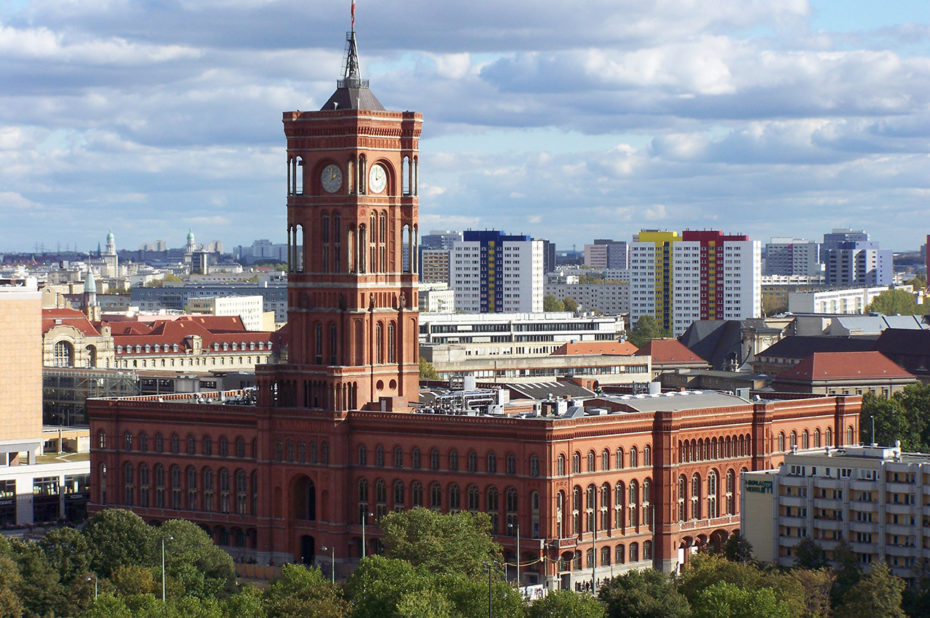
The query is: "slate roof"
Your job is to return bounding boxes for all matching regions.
[678,320,743,370]
[756,335,876,360]
[774,351,915,382]
[874,329,930,376]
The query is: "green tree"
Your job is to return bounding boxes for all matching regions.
[598,568,690,617]
[543,294,565,312]
[432,572,526,618]
[793,538,827,570]
[9,538,68,617]
[396,588,455,617]
[225,585,266,618]
[836,561,905,617]
[110,564,156,597]
[345,556,430,617]
[85,592,133,618]
[626,315,672,348]
[84,509,156,577]
[158,519,235,598]
[788,568,834,618]
[419,357,440,380]
[264,564,349,617]
[530,588,605,617]
[691,581,793,618]
[860,392,920,450]
[722,533,754,563]
[563,297,579,313]
[39,526,91,586]
[829,539,861,608]
[677,554,805,616]
[866,289,924,315]
[379,508,503,578]
[0,554,23,618]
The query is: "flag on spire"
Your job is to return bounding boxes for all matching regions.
[351,0,356,30]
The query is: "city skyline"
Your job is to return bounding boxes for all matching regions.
[2,1,929,252]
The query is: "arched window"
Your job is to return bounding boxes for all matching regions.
[393,480,405,511]
[630,447,638,468]
[529,455,540,477]
[628,481,639,527]
[394,446,403,468]
[376,444,385,467]
[778,432,785,452]
[219,436,228,457]
[375,479,387,518]
[691,474,701,520]
[467,451,478,473]
[802,430,810,449]
[449,449,459,471]
[557,454,565,476]
[643,540,653,560]
[572,452,581,474]
[357,478,369,523]
[54,341,74,367]
[203,468,214,512]
[123,432,132,451]
[643,445,652,466]
[123,462,134,506]
[449,484,461,511]
[506,453,516,475]
[814,429,822,448]
[847,426,855,445]
[375,323,384,364]
[826,427,833,447]
[678,475,686,522]
[572,486,582,534]
[85,345,97,368]
[505,487,518,533]
[97,430,106,449]
[531,491,541,537]
[430,482,442,510]
[387,322,396,363]
[139,464,149,507]
[358,444,367,465]
[487,451,497,474]
[725,469,735,515]
[790,431,798,450]
[487,487,499,532]
[629,543,639,562]
[219,468,230,513]
[615,482,624,528]
[236,470,248,514]
[586,484,596,531]
[412,481,423,508]
[600,484,610,530]
[642,479,652,527]
[602,449,610,470]
[139,432,148,453]
[615,544,625,564]
[187,466,197,510]
[412,447,421,469]
[616,448,624,469]
[430,449,440,470]
[170,433,179,454]
[467,485,480,512]
[707,470,718,518]
[202,435,212,456]
[587,450,596,472]
[187,434,196,456]
[154,464,165,508]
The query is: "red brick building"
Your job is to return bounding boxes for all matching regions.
[88,28,861,589]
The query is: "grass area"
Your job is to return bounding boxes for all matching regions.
[36,452,90,464]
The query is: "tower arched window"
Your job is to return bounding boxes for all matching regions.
[387,322,396,364]
[54,341,74,367]
[707,470,718,518]
[375,322,384,364]
[677,476,686,522]
[725,469,735,515]
[691,474,701,520]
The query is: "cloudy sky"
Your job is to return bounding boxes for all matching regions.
[2,1,929,254]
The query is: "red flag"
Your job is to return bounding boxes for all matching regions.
[351,0,356,29]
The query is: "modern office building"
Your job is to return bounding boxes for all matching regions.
[821,228,869,262]
[451,231,544,313]
[88,23,863,590]
[584,240,629,271]
[742,444,930,578]
[764,238,820,277]
[419,249,451,285]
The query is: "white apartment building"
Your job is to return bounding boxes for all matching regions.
[186,295,266,331]
[764,238,821,276]
[451,231,543,313]
[545,274,629,316]
[787,286,896,315]
[418,282,455,313]
[742,444,930,578]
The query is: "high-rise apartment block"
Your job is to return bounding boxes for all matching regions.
[451,231,543,313]
[630,230,761,336]
[825,241,892,287]
[821,228,869,262]
[764,238,820,276]
[584,239,629,270]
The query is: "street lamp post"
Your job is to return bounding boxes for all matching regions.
[483,561,493,618]
[362,511,374,558]
[508,522,520,589]
[86,574,98,600]
[321,545,335,584]
[161,535,173,604]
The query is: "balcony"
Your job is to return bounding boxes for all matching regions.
[779,496,806,508]
[778,536,802,547]
[887,482,914,494]
[814,478,843,490]
[851,501,876,512]
[886,503,914,515]
[848,521,876,534]
[812,519,843,531]
[850,480,876,491]
[813,498,843,510]
[885,544,917,557]
[886,523,915,536]
[780,516,805,527]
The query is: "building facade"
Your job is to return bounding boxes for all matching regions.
[742,444,930,579]
[764,238,820,277]
[88,26,863,590]
[584,240,629,271]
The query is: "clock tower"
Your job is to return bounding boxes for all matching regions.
[257,27,421,413]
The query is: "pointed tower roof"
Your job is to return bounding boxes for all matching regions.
[320,25,384,111]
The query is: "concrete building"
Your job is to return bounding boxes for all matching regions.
[764,238,820,277]
[451,231,544,313]
[630,230,761,337]
[584,240,629,270]
[742,444,930,578]
[545,272,629,316]
[419,249,451,285]
[186,295,267,331]
[418,282,455,314]
[787,286,894,314]
[419,312,622,358]
[131,281,288,323]
[824,240,893,287]
[821,228,869,262]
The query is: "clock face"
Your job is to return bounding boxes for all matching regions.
[369,163,387,194]
[321,164,342,193]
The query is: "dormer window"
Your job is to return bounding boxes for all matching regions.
[153,344,160,353]
[222,342,229,351]
[249,342,255,350]
[172,343,179,352]
[214,343,220,351]
[144,345,151,353]
[231,343,237,351]
[116,345,123,353]
[135,345,141,353]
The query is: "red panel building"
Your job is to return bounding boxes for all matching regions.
[88,27,861,590]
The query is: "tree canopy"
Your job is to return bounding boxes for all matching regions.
[626,315,672,348]
[861,383,930,451]
[866,289,927,315]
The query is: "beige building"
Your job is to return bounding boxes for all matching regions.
[742,444,930,578]
[42,309,116,369]
[1,282,43,449]
[186,295,267,331]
